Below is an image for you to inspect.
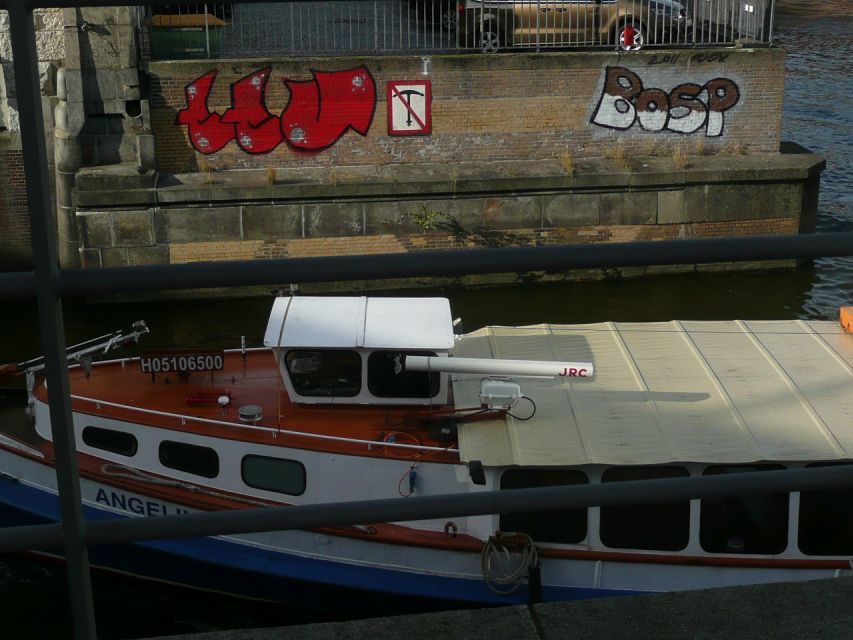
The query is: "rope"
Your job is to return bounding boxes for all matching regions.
[481,531,539,595]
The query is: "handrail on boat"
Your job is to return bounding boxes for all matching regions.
[68,393,460,455]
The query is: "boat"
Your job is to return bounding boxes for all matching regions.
[1,296,852,612]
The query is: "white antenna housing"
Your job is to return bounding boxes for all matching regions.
[405,355,593,379]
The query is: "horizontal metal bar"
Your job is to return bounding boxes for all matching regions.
[37,231,853,298]
[0,271,36,298]
[1,464,852,553]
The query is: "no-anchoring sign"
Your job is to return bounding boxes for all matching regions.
[387,80,432,136]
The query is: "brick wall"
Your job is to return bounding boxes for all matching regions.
[0,147,32,269]
[147,48,785,174]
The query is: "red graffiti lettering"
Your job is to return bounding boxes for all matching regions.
[280,67,376,151]
[176,71,236,154]
[221,68,283,154]
[177,66,376,156]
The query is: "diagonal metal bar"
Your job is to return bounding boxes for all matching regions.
[6,0,97,637]
[1,464,852,552]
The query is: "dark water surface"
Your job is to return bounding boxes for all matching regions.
[1,17,852,640]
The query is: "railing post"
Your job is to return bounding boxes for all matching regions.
[6,0,97,638]
[204,3,211,58]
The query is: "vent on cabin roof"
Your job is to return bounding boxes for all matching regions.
[238,405,263,423]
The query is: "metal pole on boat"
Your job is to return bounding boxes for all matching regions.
[6,0,97,637]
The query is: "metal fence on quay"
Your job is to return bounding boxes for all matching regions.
[142,0,776,60]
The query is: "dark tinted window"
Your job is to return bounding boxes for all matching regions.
[799,462,853,556]
[242,455,306,496]
[368,351,440,398]
[285,350,361,397]
[600,466,690,551]
[700,464,788,554]
[82,426,138,457]
[500,469,588,544]
[159,440,219,478]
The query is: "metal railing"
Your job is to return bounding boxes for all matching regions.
[0,1,845,639]
[143,0,775,60]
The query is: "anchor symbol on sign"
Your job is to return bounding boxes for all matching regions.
[397,89,425,126]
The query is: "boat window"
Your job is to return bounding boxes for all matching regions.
[284,350,361,397]
[600,466,690,551]
[799,462,853,556]
[499,469,588,544]
[82,426,138,457]
[159,440,219,478]
[367,351,441,398]
[242,455,306,496]
[700,464,788,554]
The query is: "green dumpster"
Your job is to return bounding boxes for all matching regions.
[150,13,225,60]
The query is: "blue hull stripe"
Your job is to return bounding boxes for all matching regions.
[0,476,639,611]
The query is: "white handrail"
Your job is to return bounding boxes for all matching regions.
[68,394,459,455]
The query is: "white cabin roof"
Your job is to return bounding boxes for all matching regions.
[263,296,456,350]
[453,320,853,467]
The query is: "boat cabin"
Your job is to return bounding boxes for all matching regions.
[263,297,456,406]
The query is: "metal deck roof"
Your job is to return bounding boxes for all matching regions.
[263,296,456,350]
[453,320,853,466]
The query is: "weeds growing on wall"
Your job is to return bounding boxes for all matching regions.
[198,157,215,184]
[265,167,277,186]
[607,141,632,170]
[672,141,689,169]
[559,149,575,176]
[406,206,448,231]
[447,166,459,193]
[721,141,747,155]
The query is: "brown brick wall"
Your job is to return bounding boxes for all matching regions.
[147,48,786,174]
[167,218,799,266]
[0,148,33,269]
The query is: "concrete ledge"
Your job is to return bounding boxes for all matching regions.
[73,153,826,210]
[147,577,853,640]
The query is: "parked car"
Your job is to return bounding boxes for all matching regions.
[406,0,460,31]
[457,0,691,52]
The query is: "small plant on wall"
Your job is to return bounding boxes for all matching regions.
[265,167,277,186]
[407,206,448,232]
[198,157,215,185]
[672,141,689,169]
[607,140,632,170]
[559,148,575,176]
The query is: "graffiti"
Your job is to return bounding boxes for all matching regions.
[176,66,376,154]
[692,52,729,64]
[647,53,680,66]
[590,66,740,137]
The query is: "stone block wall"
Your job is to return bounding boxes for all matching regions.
[148,48,785,174]
[0,143,31,268]
[73,153,823,287]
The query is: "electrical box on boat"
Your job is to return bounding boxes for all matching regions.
[479,379,522,410]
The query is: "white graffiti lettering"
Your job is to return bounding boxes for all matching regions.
[591,66,740,137]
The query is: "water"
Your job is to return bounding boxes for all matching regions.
[1,14,852,640]
[777,17,853,318]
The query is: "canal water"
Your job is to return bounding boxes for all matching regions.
[1,11,851,640]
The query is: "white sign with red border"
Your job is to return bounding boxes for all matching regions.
[387,80,432,136]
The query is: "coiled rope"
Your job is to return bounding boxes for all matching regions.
[481,531,539,595]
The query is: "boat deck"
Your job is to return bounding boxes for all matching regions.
[41,351,454,457]
[453,320,853,466]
